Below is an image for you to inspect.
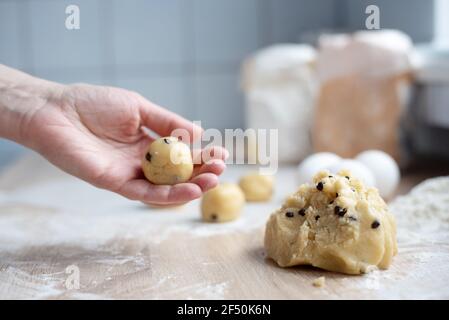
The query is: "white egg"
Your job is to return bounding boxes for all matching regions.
[297,152,341,185]
[326,159,376,187]
[356,150,400,198]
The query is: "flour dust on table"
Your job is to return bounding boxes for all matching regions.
[1,155,449,299]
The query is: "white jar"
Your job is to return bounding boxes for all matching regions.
[241,44,317,164]
[412,45,449,128]
[407,45,449,159]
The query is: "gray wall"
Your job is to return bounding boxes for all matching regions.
[0,0,435,169]
[339,0,435,42]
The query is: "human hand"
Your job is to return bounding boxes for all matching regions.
[22,83,227,206]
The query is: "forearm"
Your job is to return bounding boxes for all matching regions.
[0,64,64,145]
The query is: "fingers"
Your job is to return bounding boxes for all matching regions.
[117,179,203,205]
[193,146,229,165]
[140,173,219,207]
[193,159,226,177]
[190,172,219,192]
[115,137,228,206]
[136,136,154,155]
[138,97,203,143]
[144,201,189,208]
[116,167,221,206]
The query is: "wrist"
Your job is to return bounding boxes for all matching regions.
[0,65,65,146]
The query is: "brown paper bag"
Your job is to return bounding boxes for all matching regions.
[312,72,411,161]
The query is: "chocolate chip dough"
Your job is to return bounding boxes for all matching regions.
[141,137,193,185]
[201,183,245,223]
[264,170,397,274]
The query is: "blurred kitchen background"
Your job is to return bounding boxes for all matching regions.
[0,0,448,171]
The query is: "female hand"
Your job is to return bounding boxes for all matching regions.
[0,69,227,206]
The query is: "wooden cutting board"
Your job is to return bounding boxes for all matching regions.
[0,153,448,299]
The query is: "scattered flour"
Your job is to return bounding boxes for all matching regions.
[0,178,284,252]
[1,168,449,299]
[0,267,63,299]
[190,282,228,299]
[390,176,449,244]
[391,176,449,226]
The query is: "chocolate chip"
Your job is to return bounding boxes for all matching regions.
[345,176,350,180]
[163,138,171,144]
[298,208,306,216]
[329,200,334,204]
[328,175,333,178]
[315,215,320,221]
[211,214,218,221]
[286,211,294,218]
[145,152,152,162]
[316,182,324,191]
[371,220,380,229]
[349,216,357,221]
[335,193,339,197]
[334,206,347,217]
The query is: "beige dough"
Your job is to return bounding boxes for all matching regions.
[201,183,245,223]
[141,136,193,185]
[312,276,326,287]
[239,173,274,202]
[264,170,397,274]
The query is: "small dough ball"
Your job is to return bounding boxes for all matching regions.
[201,183,245,223]
[264,170,397,275]
[326,159,376,187]
[297,152,341,185]
[141,136,193,185]
[239,173,274,202]
[356,150,400,198]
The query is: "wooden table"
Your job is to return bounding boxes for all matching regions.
[0,152,448,299]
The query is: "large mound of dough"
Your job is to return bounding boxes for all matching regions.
[264,170,397,274]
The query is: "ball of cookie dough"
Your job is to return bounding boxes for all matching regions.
[264,170,397,275]
[239,173,274,202]
[141,136,193,185]
[201,183,245,223]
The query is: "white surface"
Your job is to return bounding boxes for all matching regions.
[1,158,449,299]
[0,166,298,252]
[390,176,449,240]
